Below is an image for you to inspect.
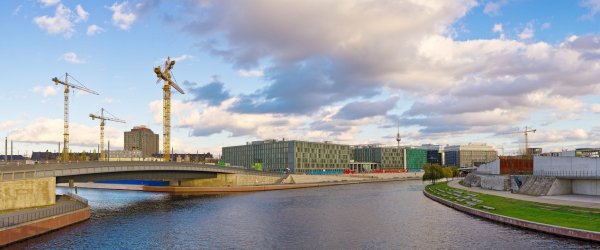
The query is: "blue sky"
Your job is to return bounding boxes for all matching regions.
[2,0,600,156]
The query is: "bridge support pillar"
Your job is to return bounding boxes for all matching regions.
[0,177,56,211]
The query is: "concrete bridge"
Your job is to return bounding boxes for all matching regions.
[0,162,281,183]
[0,162,285,212]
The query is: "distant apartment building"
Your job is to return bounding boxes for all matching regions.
[353,145,404,170]
[444,143,497,168]
[124,126,159,157]
[222,139,350,173]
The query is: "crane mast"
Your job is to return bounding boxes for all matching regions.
[52,73,98,162]
[89,108,125,161]
[501,126,537,157]
[154,57,185,162]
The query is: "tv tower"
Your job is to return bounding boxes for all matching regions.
[396,122,401,148]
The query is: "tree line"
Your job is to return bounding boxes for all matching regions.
[422,164,459,184]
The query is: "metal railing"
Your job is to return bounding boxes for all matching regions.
[0,201,87,228]
[534,170,600,179]
[64,192,89,205]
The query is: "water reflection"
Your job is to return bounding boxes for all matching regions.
[9,181,599,249]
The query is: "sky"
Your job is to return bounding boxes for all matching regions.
[2,0,600,156]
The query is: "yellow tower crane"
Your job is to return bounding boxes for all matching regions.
[52,73,99,162]
[502,126,537,157]
[89,108,125,161]
[154,57,185,162]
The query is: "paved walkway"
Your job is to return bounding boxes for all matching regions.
[447,180,600,209]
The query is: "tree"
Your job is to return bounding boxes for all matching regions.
[423,164,445,184]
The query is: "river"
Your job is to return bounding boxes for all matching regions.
[8,180,598,249]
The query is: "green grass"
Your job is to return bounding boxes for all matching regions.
[425,182,600,232]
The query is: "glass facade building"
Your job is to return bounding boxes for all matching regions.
[405,148,427,172]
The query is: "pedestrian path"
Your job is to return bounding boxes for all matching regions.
[447,180,600,209]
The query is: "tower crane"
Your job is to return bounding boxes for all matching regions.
[501,126,537,157]
[154,57,185,162]
[51,73,99,162]
[89,108,125,161]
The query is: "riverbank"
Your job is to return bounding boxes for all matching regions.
[0,194,91,247]
[424,181,600,242]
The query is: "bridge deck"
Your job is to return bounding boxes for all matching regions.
[0,162,281,182]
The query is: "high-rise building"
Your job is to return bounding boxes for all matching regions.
[444,143,497,168]
[222,139,351,173]
[124,126,159,157]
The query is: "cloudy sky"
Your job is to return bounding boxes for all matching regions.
[2,0,600,156]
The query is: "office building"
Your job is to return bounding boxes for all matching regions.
[353,145,404,170]
[222,139,350,173]
[444,143,497,168]
[124,126,159,157]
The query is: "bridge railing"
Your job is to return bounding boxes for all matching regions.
[534,170,600,179]
[0,199,88,228]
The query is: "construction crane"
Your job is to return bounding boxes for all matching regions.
[89,108,125,161]
[52,73,99,162]
[501,126,537,157]
[154,57,185,162]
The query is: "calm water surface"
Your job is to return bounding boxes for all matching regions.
[8,181,599,249]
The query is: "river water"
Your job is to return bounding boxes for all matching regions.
[8,180,599,249]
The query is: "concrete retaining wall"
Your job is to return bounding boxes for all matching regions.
[464,173,509,191]
[547,179,572,195]
[477,159,500,175]
[573,180,600,196]
[0,177,56,211]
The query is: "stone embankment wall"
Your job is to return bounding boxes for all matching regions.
[0,177,56,211]
[463,173,509,191]
[284,172,423,184]
[178,173,282,187]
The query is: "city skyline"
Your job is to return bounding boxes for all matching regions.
[2,0,600,156]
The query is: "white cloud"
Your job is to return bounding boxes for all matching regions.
[171,54,193,62]
[8,118,121,147]
[61,52,86,64]
[541,22,551,30]
[492,23,503,33]
[110,2,137,30]
[13,5,22,15]
[86,24,104,36]
[238,69,264,77]
[33,4,74,37]
[483,0,508,16]
[518,25,534,40]
[39,0,60,7]
[492,23,505,39]
[75,4,89,22]
[591,104,600,113]
[32,85,58,97]
[168,1,600,148]
[581,0,600,19]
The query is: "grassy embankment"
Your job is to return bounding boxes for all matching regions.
[425,182,600,232]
